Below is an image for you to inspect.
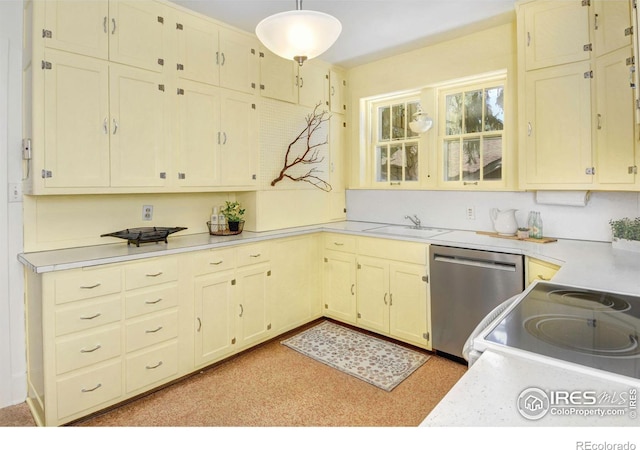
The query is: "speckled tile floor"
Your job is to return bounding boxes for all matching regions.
[0,320,467,427]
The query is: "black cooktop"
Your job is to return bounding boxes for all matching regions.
[101,227,187,247]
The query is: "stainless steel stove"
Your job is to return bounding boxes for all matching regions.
[475,281,640,380]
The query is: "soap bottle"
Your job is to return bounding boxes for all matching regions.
[210,207,219,232]
[218,206,226,230]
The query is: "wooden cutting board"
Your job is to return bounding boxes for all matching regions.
[476,231,557,244]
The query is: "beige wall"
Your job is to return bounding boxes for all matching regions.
[345,18,517,187]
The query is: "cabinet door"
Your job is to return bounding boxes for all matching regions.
[389,263,429,348]
[109,0,165,73]
[298,62,328,109]
[219,90,258,186]
[109,64,168,187]
[356,256,389,334]
[43,50,110,188]
[323,250,357,324]
[329,69,346,114]
[594,0,632,57]
[522,0,591,70]
[194,272,235,366]
[236,265,271,349]
[595,46,637,185]
[259,49,298,103]
[219,27,259,94]
[176,12,219,86]
[526,257,560,285]
[524,61,593,185]
[44,0,109,59]
[176,80,221,186]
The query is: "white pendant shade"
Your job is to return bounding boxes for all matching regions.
[256,9,342,65]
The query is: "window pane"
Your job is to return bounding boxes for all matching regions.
[444,140,460,181]
[376,146,388,182]
[407,102,420,138]
[462,138,481,181]
[464,90,483,133]
[392,104,405,140]
[485,86,504,132]
[482,136,503,180]
[390,145,403,181]
[379,106,390,141]
[405,143,419,181]
[445,93,462,135]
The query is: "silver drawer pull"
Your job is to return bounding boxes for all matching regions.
[333,242,344,246]
[80,344,102,353]
[249,253,261,258]
[81,383,102,393]
[210,260,224,265]
[537,275,550,281]
[146,361,163,370]
[146,272,163,277]
[80,283,101,289]
[145,326,163,334]
[80,313,102,320]
[145,298,163,305]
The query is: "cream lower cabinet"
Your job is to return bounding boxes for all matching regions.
[356,239,431,349]
[526,256,561,286]
[322,234,358,324]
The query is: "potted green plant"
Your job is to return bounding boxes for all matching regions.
[221,201,245,232]
[609,217,640,252]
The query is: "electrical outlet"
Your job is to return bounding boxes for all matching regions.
[8,183,22,203]
[466,206,475,220]
[142,205,153,221]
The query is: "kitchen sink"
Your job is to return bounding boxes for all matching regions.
[365,225,450,239]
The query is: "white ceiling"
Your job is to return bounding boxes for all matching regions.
[170,0,517,68]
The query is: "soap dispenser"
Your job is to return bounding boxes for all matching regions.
[210,207,219,231]
[218,206,226,230]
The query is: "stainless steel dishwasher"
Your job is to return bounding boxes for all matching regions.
[429,245,524,361]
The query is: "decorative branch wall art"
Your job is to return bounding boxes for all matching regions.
[270,103,333,192]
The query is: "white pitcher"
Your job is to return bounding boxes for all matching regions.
[490,208,518,236]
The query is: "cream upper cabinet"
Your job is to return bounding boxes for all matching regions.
[298,61,329,109]
[43,0,110,59]
[218,27,259,95]
[594,0,633,58]
[109,63,169,187]
[329,69,347,114]
[523,61,594,186]
[42,50,110,188]
[522,0,591,71]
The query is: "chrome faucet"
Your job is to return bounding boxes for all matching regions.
[405,215,422,229]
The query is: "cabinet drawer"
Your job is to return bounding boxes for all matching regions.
[192,247,236,276]
[125,285,178,319]
[124,257,178,290]
[55,296,122,337]
[237,243,270,266]
[56,325,121,375]
[56,360,122,420]
[126,341,178,393]
[125,310,178,353]
[54,267,122,305]
[527,257,561,285]
[358,237,427,265]
[323,233,356,253]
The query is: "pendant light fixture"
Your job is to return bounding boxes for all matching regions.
[255,0,342,66]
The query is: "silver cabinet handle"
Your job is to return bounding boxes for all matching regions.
[111,18,116,35]
[331,86,335,96]
[220,52,226,66]
[80,313,101,320]
[146,272,163,277]
[383,293,388,305]
[210,260,224,265]
[249,253,261,258]
[527,31,531,47]
[80,344,101,353]
[82,383,102,393]
[145,326,163,334]
[112,118,118,134]
[218,131,227,145]
[80,283,101,289]
[103,16,108,34]
[146,361,163,370]
[597,113,602,130]
[239,304,244,317]
[527,121,532,136]
[299,77,304,88]
[197,317,202,332]
[537,274,550,281]
[351,284,355,295]
[145,298,163,305]
[333,242,344,246]
[389,293,393,306]
[103,117,108,134]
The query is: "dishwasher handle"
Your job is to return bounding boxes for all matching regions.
[433,254,517,272]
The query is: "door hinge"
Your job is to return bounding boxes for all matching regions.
[251,82,256,90]
[251,48,256,55]
[42,29,52,39]
[629,165,638,174]
[582,0,591,6]
[267,270,272,277]
[324,257,328,262]
[231,337,236,345]
[259,52,265,58]
[324,303,328,309]
[627,56,635,66]
[157,16,164,24]
[158,84,165,91]
[251,103,256,109]
[357,312,361,319]
[231,279,236,285]
[157,58,164,66]
[267,323,272,330]
[260,84,265,90]
[178,172,186,179]
[585,167,596,175]
[176,23,183,30]
[177,63,184,71]
[41,169,52,178]
[159,172,166,179]
[357,263,361,269]
[583,43,593,52]
[423,332,430,341]
[41,60,52,70]
[584,70,594,79]
[626,26,634,36]
[177,88,185,95]
[252,174,257,180]
[422,275,428,283]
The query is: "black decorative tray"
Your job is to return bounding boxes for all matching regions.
[101,227,187,247]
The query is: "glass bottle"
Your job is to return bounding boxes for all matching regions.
[527,211,535,238]
[531,212,543,239]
